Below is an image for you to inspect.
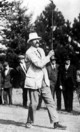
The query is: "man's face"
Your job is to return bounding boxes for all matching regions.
[65,60,70,69]
[76,70,80,82]
[32,39,40,48]
[65,60,70,66]
[51,60,56,65]
[51,60,56,69]
[20,58,24,63]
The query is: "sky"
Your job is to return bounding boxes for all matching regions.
[20,0,80,24]
[7,0,80,24]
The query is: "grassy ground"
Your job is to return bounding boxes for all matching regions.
[0,88,80,132]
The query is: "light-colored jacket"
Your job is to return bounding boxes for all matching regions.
[24,46,50,89]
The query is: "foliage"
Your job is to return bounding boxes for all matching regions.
[0,0,32,67]
[70,14,80,65]
[0,0,80,67]
[72,14,80,42]
[35,2,73,64]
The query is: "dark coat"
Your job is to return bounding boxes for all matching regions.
[60,64,76,91]
[16,65,26,88]
[0,63,4,89]
[3,69,13,89]
[10,68,20,88]
[47,63,59,92]
[47,63,58,85]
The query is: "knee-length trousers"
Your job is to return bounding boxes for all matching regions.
[27,86,59,124]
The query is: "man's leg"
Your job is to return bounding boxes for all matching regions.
[23,88,27,107]
[8,88,12,105]
[67,89,73,112]
[56,88,61,110]
[41,86,59,123]
[41,86,66,129]
[4,89,9,104]
[50,84,55,99]
[26,89,39,128]
[63,90,67,111]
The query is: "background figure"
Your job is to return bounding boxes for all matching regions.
[60,56,76,112]
[47,56,58,99]
[3,62,13,105]
[0,62,4,104]
[76,64,80,104]
[55,64,63,111]
[17,55,28,108]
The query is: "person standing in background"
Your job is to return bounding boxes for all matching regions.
[0,62,4,104]
[55,64,63,111]
[3,61,13,105]
[17,55,28,108]
[47,55,58,99]
[47,56,63,111]
[60,56,76,112]
[75,62,80,104]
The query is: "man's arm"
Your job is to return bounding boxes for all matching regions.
[26,50,54,68]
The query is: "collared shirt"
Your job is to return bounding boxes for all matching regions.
[51,63,56,70]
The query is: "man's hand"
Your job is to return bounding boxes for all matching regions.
[48,50,55,58]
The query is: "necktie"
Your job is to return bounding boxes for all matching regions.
[37,49,41,58]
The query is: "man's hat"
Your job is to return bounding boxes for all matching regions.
[4,61,9,67]
[18,55,25,59]
[65,56,70,61]
[27,32,41,43]
[50,55,56,61]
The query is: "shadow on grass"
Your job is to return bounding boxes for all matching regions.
[71,110,80,115]
[58,109,80,116]
[14,104,29,109]
[33,124,53,129]
[0,104,29,110]
[0,119,25,127]
[0,119,53,129]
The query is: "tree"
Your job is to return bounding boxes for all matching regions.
[35,2,72,64]
[0,0,32,67]
[72,14,80,42]
[71,14,80,65]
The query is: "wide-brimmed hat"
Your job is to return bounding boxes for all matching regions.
[27,32,41,43]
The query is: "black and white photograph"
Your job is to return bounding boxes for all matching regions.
[0,0,80,131]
